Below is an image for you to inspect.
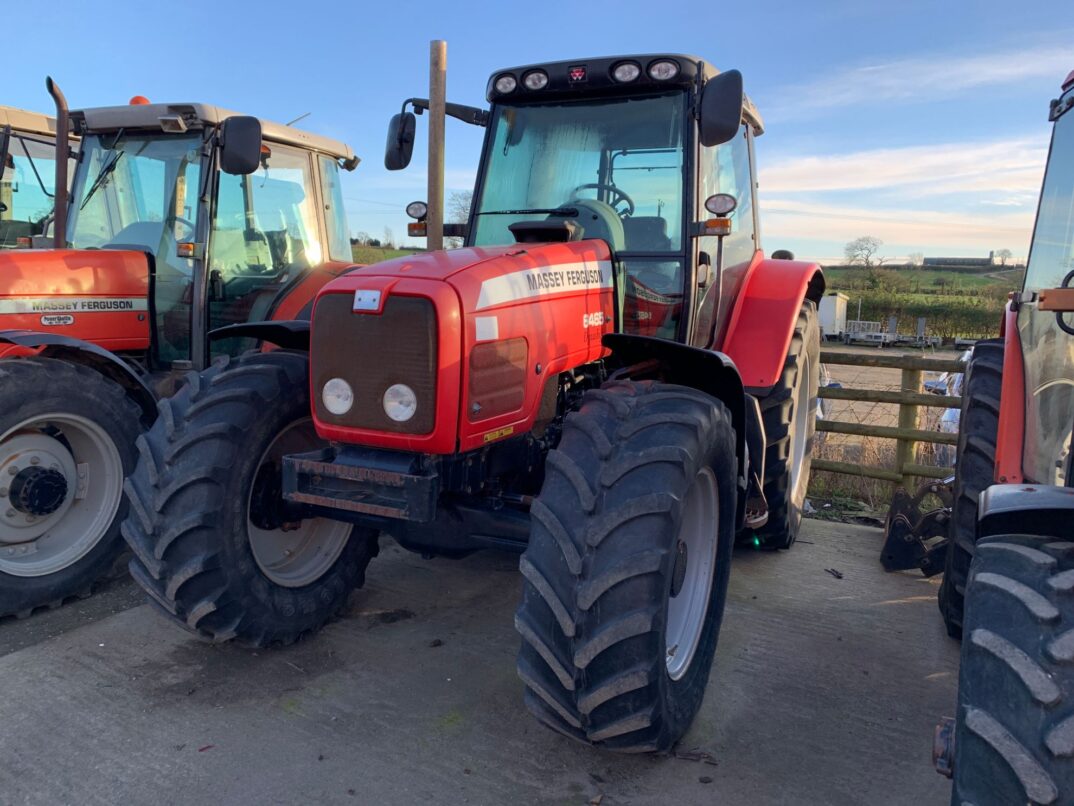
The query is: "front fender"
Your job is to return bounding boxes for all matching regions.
[720,257,824,392]
[0,330,157,420]
[603,333,748,525]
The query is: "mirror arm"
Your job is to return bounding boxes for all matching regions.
[403,97,488,127]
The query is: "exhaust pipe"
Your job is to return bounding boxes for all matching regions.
[46,76,69,249]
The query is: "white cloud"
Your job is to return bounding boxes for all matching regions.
[760,136,1047,197]
[761,197,1035,252]
[768,45,1073,118]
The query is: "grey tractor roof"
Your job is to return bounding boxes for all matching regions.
[0,105,61,138]
[71,102,356,162]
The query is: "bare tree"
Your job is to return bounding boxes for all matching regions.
[446,190,473,248]
[383,227,395,250]
[908,252,924,267]
[995,248,1013,266]
[844,236,884,268]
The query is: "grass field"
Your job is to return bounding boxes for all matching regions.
[350,245,422,264]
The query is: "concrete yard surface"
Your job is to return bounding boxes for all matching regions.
[0,521,959,805]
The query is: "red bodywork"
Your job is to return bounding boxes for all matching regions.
[994,301,1026,484]
[719,254,823,389]
[0,249,151,357]
[312,240,614,454]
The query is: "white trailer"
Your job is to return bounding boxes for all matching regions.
[819,292,849,340]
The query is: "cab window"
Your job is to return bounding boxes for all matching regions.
[318,156,352,262]
[0,134,58,247]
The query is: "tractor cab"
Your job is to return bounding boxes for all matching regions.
[0,106,70,248]
[62,100,359,367]
[390,55,764,348]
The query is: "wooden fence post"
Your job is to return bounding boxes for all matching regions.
[895,367,923,490]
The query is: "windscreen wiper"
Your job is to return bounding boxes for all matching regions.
[79,129,126,211]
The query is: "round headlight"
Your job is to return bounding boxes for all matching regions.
[523,70,549,90]
[612,62,641,83]
[322,378,354,416]
[648,60,680,81]
[405,200,428,220]
[383,383,417,422]
[494,74,517,94]
[704,193,738,216]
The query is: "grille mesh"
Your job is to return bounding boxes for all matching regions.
[312,293,437,434]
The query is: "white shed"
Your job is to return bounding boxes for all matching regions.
[819,292,849,340]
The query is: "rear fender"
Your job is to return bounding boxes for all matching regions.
[208,320,311,351]
[978,484,1074,538]
[720,257,824,392]
[603,333,749,528]
[0,330,157,421]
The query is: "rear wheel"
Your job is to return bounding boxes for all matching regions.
[939,339,1003,638]
[753,301,821,549]
[516,380,736,752]
[122,350,377,646]
[951,532,1074,804]
[0,358,142,618]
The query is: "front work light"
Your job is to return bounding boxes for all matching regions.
[494,74,518,94]
[406,201,428,220]
[523,71,549,90]
[648,60,680,81]
[612,62,641,83]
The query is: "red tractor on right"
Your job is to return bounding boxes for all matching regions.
[934,69,1074,804]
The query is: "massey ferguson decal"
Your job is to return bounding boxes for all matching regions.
[0,297,148,314]
[475,260,612,310]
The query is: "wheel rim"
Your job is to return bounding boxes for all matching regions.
[246,419,352,588]
[0,413,123,577]
[665,466,719,681]
[789,353,813,507]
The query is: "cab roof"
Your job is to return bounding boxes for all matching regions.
[486,54,763,134]
[0,105,62,138]
[69,102,356,163]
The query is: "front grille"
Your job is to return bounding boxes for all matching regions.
[312,293,437,434]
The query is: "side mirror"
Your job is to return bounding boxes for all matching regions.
[699,69,744,147]
[219,116,262,175]
[385,112,417,171]
[771,249,795,260]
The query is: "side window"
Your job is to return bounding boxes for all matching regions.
[0,135,56,246]
[692,126,757,347]
[318,156,352,262]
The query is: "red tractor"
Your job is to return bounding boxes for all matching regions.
[924,70,1074,802]
[0,81,359,618]
[123,55,824,753]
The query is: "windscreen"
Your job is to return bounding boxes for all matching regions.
[471,93,686,254]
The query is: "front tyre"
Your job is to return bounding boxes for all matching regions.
[0,358,142,618]
[122,351,377,647]
[516,381,736,753]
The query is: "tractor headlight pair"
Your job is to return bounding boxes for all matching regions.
[321,378,417,423]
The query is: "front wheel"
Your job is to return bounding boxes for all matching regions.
[515,380,737,753]
[0,358,142,618]
[122,351,377,646]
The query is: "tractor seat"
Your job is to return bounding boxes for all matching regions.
[623,216,672,252]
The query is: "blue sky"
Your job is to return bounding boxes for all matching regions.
[4,0,1071,262]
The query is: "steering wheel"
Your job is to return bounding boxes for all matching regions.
[173,216,196,240]
[571,183,635,217]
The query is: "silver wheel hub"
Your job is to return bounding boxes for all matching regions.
[0,414,122,577]
[789,353,813,508]
[247,420,353,589]
[665,467,719,681]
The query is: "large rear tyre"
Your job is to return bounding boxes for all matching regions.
[938,339,1003,638]
[0,358,142,618]
[951,533,1074,805]
[122,351,377,647]
[753,300,821,549]
[516,380,736,753]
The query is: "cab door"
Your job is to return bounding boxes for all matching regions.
[1019,101,1074,486]
[208,142,323,357]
